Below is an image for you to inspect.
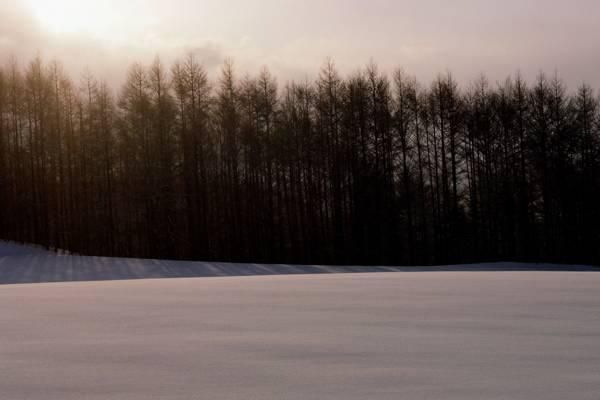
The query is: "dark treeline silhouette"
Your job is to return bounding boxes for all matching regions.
[1,55,599,265]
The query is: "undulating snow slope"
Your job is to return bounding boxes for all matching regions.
[0,241,596,285]
[0,242,599,399]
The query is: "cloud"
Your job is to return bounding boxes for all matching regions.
[0,2,44,58]
[2,0,600,91]
[0,2,227,89]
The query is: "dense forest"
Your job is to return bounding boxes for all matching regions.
[0,55,599,265]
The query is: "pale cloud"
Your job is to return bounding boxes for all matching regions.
[1,0,600,89]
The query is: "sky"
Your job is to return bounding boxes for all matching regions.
[1,0,599,89]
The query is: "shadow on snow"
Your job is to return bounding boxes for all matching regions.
[0,241,597,285]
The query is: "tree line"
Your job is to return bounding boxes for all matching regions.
[0,55,599,265]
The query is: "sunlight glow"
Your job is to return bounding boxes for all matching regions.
[25,0,117,38]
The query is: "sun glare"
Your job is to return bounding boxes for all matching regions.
[26,0,114,38]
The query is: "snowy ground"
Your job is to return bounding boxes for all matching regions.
[0,241,596,285]
[0,242,599,399]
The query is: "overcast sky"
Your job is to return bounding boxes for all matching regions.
[1,0,599,88]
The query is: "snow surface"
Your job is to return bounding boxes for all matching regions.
[0,242,599,399]
[0,241,596,285]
